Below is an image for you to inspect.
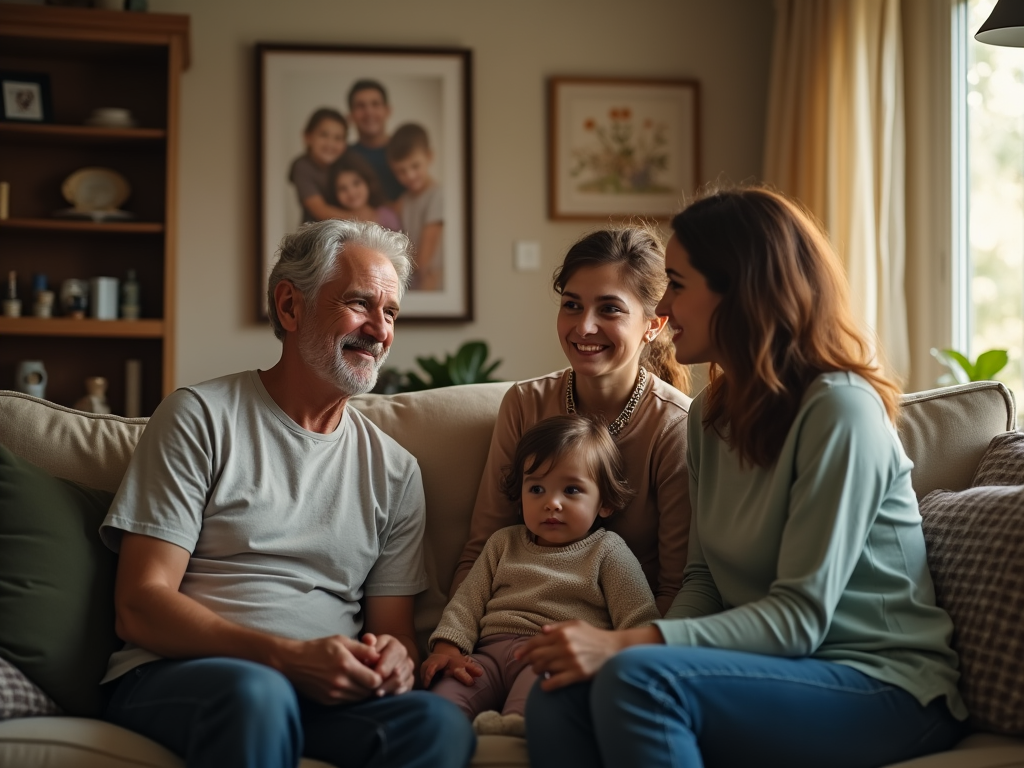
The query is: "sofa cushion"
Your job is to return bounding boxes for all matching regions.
[971,432,1024,487]
[0,445,119,717]
[0,655,59,720]
[920,478,1024,735]
[0,717,338,768]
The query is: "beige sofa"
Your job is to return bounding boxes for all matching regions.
[0,379,1022,768]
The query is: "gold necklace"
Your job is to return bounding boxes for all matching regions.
[565,367,647,436]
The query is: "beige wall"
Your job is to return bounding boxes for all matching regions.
[150,0,774,387]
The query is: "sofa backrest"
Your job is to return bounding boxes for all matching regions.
[348,383,512,652]
[0,392,147,493]
[898,381,1016,497]
[0,378,1015,655]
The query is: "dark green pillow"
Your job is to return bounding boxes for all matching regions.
[0,444,118,717]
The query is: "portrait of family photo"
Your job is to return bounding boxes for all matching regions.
[257,44,472,320]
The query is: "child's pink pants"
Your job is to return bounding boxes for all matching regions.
[430,633,538,718]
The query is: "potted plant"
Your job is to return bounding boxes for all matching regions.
[373,340,503,394]
[930,347,1009,385]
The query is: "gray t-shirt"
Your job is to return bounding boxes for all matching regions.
[99,370,428,681]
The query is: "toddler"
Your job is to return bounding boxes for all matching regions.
[330,152,400,231]
[386,123,443,290]
[423,414,660,736]
[288,107,348,224]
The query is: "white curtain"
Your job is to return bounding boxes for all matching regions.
[763,0,910,382]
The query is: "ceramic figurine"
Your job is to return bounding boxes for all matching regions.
[74,376,111,414]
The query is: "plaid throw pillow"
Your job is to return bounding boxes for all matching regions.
[920,458,1024,735]
[0,654,60,719]
[972,432,1024,487]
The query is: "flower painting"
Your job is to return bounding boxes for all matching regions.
[549,78,699,220]
[573,107,671,195]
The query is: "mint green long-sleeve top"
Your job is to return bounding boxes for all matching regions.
[655,372,967,719]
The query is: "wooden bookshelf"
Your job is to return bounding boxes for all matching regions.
[0,5,188,415]
[0,218,164,234]
[0,122,166,144]
[0,317,164,338]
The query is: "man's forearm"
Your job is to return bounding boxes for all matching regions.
[117,583,294,671]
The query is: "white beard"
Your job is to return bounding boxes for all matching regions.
[297,318,389,396]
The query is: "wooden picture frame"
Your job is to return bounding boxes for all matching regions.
[0,71,52,123]
[548,77,700,221]
[256,44,473,321]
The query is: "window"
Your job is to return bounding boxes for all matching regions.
[959,0,1024,408]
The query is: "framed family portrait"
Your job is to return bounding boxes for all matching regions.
[548,77,700,221]
[0,71,52,123]
[257,44,473,321]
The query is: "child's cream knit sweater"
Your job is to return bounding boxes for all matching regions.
[430,526,660,654]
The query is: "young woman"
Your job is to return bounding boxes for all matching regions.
[451,227,692,615]
[520,187,967,768]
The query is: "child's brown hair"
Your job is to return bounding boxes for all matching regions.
[500,414,635,518]
[304,107,347,136]
[386,122,431,163]
[329,152,387,209]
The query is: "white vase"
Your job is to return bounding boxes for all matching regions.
[15,360,47,399]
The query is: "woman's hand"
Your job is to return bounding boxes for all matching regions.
[515,621,664,691]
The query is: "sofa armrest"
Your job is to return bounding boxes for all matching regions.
[898,381,1016,498]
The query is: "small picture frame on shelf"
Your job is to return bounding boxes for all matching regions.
[0,71,52,123]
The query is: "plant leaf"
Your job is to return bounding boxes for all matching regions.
[930,348,971,385]
[973,349,1009,381]
[416,356,451,388]
[480,359,502,381]
[452,342,488,384]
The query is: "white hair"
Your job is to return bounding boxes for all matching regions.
[267,219,413,340]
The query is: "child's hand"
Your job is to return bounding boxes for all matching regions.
[421,651,484,688]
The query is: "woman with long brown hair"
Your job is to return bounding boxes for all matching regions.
[451,226,693,615]
[521,187,966,767]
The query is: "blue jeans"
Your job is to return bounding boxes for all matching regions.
[104,658,476,768]
[526,646,964,768]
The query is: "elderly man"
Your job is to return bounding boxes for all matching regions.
[98,220,474,768]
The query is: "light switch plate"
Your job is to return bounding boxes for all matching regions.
[514,240,541,271]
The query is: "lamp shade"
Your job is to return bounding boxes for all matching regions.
[976,0,1024,47]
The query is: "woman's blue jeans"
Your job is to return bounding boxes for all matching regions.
[526,646,964,768]
[104,657,476,768]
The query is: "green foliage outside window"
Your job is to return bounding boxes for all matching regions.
[930,347,1009,385]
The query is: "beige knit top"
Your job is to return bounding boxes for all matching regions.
[431,526,660,654]
[452,369,692,605]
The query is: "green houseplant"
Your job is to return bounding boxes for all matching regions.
[930,347,1009,386]
[373,340,503,394]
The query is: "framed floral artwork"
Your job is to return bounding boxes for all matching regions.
[257,44,473,322]
[548,77,700,220]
